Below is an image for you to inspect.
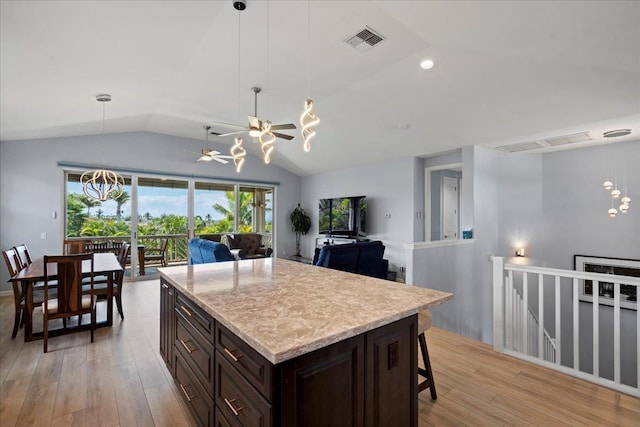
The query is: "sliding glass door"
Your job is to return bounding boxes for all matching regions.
[65,171,275,278]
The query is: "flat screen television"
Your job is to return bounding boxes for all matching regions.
[318,196,366,237]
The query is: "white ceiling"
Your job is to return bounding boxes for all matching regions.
[1,0,639,176]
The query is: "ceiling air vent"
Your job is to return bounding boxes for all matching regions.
[496,141,545,153]
[540,131,592,146]
[344,26,385,53]
[496,131,592,153]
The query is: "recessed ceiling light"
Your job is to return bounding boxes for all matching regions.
[420,59,435,70]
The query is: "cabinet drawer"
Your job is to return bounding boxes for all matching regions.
[176,292,214,344]
[175,314,215,396]
[216,352,272,427]
[174,352,214,427]
[215,408,233,427]
[216,324,274,401]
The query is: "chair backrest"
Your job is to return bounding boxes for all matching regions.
[159,238,168,253]
[117,243,131,268]
[13,244,33,269]
[3,248,22,277]
[44,253,94,314]
[63,239,92,254]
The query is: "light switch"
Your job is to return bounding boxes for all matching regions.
[51,210,57,219]
[40,232,47,240]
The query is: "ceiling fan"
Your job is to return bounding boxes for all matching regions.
[210,87,296,141]
[190,126,234,163]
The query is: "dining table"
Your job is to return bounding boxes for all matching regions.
[9,252,123,342]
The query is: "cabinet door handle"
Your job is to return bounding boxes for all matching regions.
[223,347,242,362]
[180,339,196,354]
[162,283,168,289]
[179,383,196,402]
[224,397,244,416]
[180,305,193,317]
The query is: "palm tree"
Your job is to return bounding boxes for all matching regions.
[111,191,130,221]
[79,194,101,215]
[213,191,253,228]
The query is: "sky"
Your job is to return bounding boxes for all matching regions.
[68,182,230,219]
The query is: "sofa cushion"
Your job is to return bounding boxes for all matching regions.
[314,240,388,279]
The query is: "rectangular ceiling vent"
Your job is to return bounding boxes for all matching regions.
[496,141,546,153]
[496,131,592,153]
[540,131,592,146]
[344,26,385,53]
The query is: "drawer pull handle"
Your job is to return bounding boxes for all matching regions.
[179,383,196,402]
[224,347,242,362]
[224,397,244,416]
[180,305,193,317]
[161,283,168,289]
[180,339,196,354]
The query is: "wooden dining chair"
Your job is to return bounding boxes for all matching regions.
[63,238,92,255]
[13,244,33,269]
[85,242,129,320]
[3,248,25,339]
[42,253,97,353]
[417,309,437,400]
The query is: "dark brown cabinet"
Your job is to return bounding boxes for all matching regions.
[159,280,418,427]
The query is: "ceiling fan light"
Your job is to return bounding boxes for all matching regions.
[249,129,261,137]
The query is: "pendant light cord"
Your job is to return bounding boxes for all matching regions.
[306,0,310,98]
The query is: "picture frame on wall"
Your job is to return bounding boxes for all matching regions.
[574,255,639,311]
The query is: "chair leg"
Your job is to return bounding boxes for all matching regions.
[115,294,124,320]
[11,307,21,339]
[90,308,95,343]
[418,332,437,400]
[43,316,48,353]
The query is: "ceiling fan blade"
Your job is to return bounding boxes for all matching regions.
[214,155,234,159]
[273,132,295,140]
[270,123,297,130]
[213,130,248,137]
[210,121,248,129]
[212,157,229,164]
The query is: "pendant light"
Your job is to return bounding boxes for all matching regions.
[258,0,276,163]
[299,0,319,151]
[602,129,632,217]
[81,94,125,201]
[230,3,246,173]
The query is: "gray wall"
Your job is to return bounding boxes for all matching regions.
[0,131,302,291]
[540,139,640,386]
[300,156,418,272]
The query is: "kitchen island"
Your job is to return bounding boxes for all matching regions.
[159,258,452,427]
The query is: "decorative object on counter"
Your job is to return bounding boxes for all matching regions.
[462,229,473,239]
[290,203,311,257]
[81,94,125,202]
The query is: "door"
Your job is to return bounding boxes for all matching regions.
[442,176,459,240]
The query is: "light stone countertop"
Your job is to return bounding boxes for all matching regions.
[159,258,453,364]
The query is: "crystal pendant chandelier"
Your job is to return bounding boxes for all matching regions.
[81,94,125,201]
[602,129,632,217]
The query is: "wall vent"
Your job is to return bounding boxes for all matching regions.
[496,131,592,153]
[344,26,385,53]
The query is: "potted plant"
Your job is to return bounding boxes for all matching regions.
[290,203,311,257]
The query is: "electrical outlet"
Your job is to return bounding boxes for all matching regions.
[385,213,391,219]
[40,232,47,240]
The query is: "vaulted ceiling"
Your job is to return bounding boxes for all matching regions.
[1,1,639,176]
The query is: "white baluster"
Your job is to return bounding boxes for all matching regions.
[614,282,620,384]
[573,278,579,370]
[555,275,561,365]
[538,273,544,359]
[523,272,528,355]
[593,281,599,378]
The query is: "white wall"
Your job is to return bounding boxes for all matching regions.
[300,156,418,272]
[0,131,301,291]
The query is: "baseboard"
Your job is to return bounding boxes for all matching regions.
[0,290,13,297]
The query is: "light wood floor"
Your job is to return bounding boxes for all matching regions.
[1,279,638,426]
